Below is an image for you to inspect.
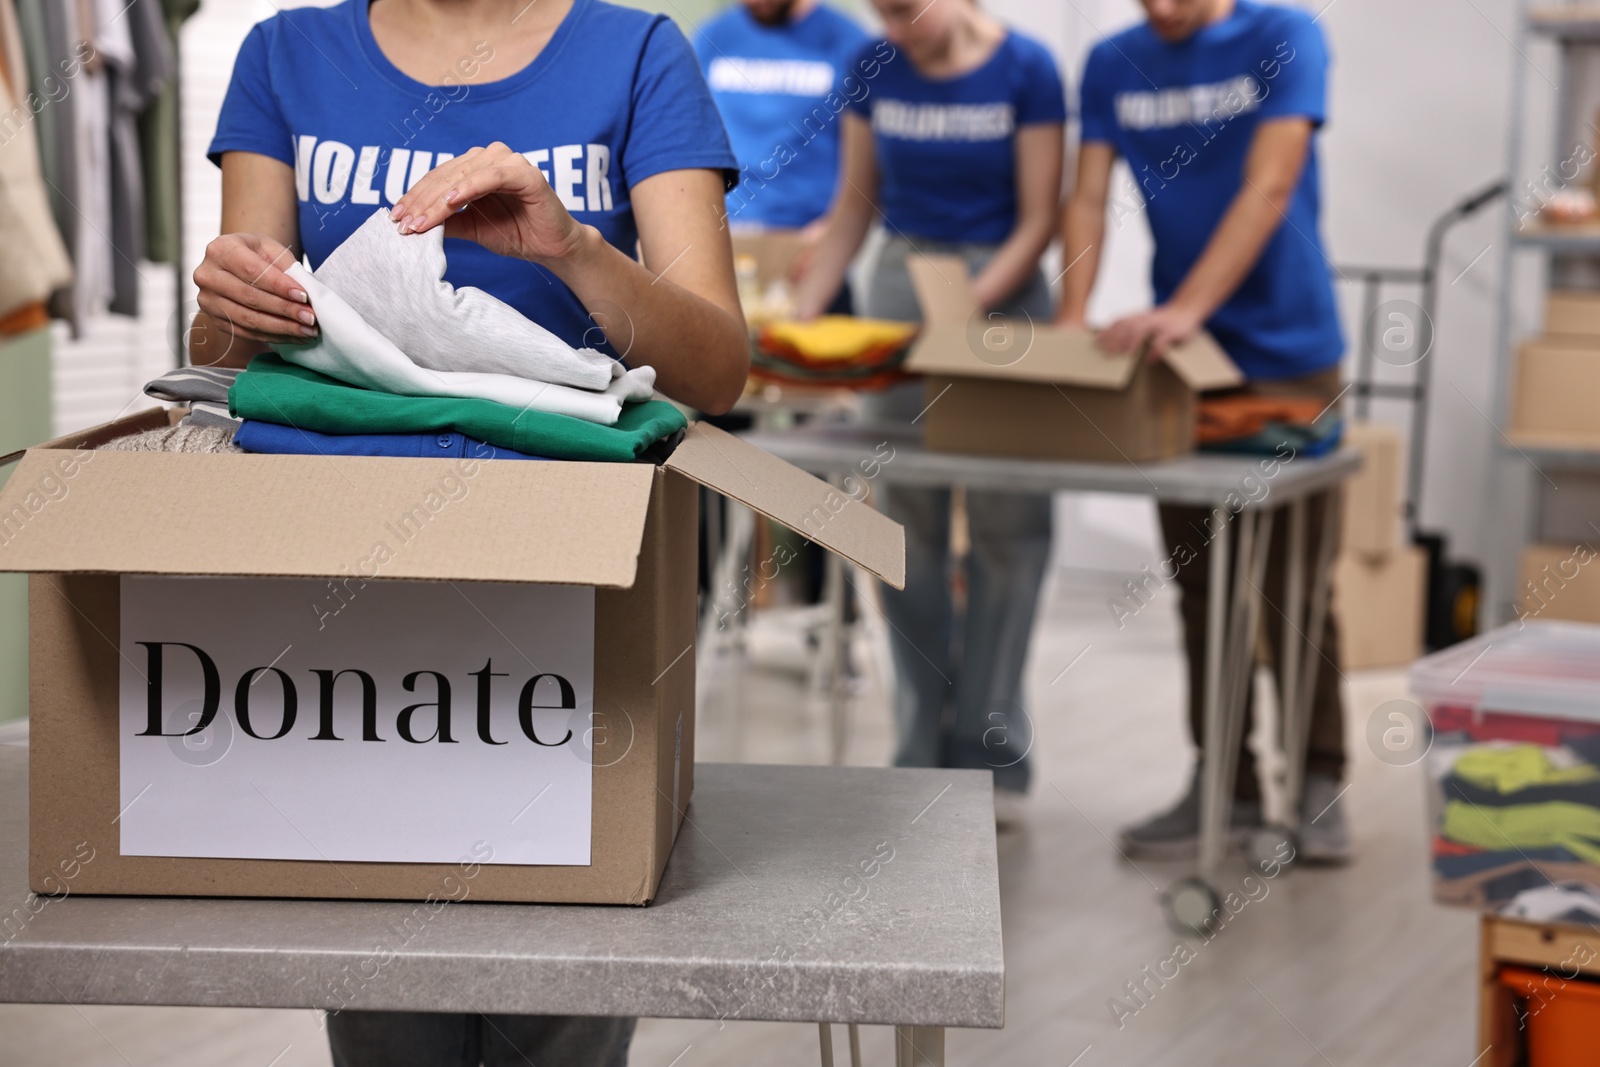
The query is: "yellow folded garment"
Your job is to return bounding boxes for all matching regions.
[762,316,919,363]
[1441,799,1600,865]
[1452,744,1600,794]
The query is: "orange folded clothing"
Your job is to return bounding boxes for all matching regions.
[1196,394,1329,445]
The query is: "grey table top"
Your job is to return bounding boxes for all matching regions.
[0,747,1002,1027]
[742,423,1360,506]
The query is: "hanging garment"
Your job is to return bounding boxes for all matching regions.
[0,0,73,319]
[0,0,72,319]
[68,0,112,327]
[137,0,194,265]
[35,0,83,335]
[273,260,655,425]
[97,0,174,316]
[312,207,618,390]
[230,355,687,463]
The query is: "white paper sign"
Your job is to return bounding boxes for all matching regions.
[118,576,595,866]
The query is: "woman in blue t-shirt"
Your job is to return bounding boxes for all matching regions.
[793,0,1065,819]
[193,1,749,1064]
[193,0,748,415]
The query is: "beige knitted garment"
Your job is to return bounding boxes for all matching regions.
[98,423,242,453]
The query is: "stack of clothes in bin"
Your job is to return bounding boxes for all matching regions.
[750,315,918,392]
[122,207,686,462]
[1430,719,1600,908]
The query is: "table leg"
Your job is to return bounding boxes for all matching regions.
[1197,509,1233,882]
[822,476,849,766]
[1224,509,1275,809]
[894,1025,945,1067]
[1289,491,1342,816]
[849,1023,863,1067]
[1280,498,1308,827]
[819,1022,835,1067]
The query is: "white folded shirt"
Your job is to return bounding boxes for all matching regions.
[273,262,655,426]
[312,206,620,391]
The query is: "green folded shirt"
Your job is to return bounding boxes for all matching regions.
[230,354,688,463]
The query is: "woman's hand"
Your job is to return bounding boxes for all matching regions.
[192,232,316,346]
[1096,302,1203,360]
[391,142,585,265]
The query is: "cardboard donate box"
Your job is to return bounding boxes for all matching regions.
[902,256,1244,463]
[0,411,903,905]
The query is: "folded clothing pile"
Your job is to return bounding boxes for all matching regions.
[1196,393,1342,457]
[129,206,687,462]
[1431,741,1600,908]
[751,315,918,391]
[231,356,687,463]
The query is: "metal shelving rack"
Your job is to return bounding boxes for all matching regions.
[1487,3,1600,624]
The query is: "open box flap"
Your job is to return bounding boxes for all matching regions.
[1160,332,1245,390]
[664,423,906,589]
[904,254,1241,390]
[0,440,656,588]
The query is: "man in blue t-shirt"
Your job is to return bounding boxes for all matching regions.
[694,0,866,234]
[1059,0,1350,863]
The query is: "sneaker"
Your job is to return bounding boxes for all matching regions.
[994,787,1027,830]
[1119,766,1263,860]
[1297,773,1351,865]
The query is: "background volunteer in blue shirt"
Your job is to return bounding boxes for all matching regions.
[1059,0,1350,862]
[195,0,747,1062]
[694,0,866,234]
[793,0,1065,821]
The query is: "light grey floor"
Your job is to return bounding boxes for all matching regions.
[0,556,1477,1066]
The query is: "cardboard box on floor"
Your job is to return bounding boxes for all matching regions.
[1509,339,1600,448]
[1332,544,1426,670]
[902,256,1243,463]
[0,409,903,905]
[1339,422,1404,560]
[1519,542,1600,624]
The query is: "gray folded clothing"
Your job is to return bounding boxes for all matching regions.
[143,365,242,405]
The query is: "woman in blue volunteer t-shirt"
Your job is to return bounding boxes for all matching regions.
[193,1,747,1064]
[193,0,747,416]
[794,0,1065,819]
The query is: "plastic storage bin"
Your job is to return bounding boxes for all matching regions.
[1411,621,1600,911]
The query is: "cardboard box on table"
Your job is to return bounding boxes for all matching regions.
[901,256,1244,463]
[730,230,808,293]
[0,409,904,905]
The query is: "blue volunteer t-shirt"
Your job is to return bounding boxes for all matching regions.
[846,31,1065,244]
[1080,1,1342,380]
[207,0,738,358]
[695,3,867,229]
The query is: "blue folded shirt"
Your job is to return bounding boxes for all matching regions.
[235,420,550,461]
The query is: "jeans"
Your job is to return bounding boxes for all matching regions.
[326,1010,635,1067]
[861,235,1054,793]
[1158,366,1348,801]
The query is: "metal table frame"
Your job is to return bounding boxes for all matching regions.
[734,423,1359,927]
[0,745,998,1067]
